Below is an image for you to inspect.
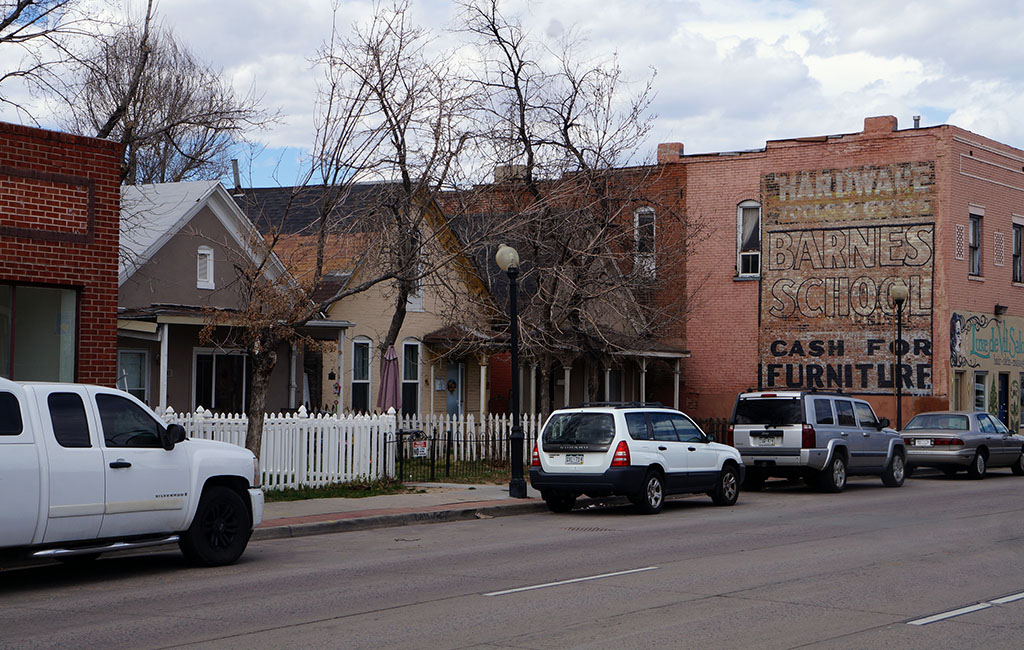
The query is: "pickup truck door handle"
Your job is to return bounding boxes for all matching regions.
[688,447,697,451]
[658,446,668,451]
[109,460,132,469]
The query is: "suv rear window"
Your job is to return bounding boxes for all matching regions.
[733,398,802,426]
[542,413,615,445]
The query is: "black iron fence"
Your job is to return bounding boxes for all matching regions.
[388,426,539,483]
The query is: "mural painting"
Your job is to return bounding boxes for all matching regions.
[759,162,936,395]
[950,310,1024,429]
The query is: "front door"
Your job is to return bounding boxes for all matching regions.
[446,363,463,416]
[91,390,191,538]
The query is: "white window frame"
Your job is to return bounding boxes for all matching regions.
[351,337,372,413]
[969,212,982,276]
[633,207,656,277]
[1013,218,1024,283]
[116,349,149,404]
[737,200,761,277]
[401,339,421,416]
[197,245,215,290]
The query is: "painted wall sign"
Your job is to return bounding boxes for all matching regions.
[759,162,936,395]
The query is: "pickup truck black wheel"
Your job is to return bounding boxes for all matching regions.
[179,486,252,566]
[635,470,664,515]
[881,452,906,487]
[543,492,577,513]
[817,455,847,493]
[710,465,740,506]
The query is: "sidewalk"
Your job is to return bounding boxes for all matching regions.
[253,482,549,541]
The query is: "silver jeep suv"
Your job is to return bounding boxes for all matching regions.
[729,390,906,492]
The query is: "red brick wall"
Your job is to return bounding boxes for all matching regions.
[0,122,123,385]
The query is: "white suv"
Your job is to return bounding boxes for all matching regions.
[529,404,745,514]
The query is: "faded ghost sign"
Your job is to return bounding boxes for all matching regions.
[759,162,935,395]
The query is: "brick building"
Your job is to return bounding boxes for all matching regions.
[0,122,123,385]
[651,115,1024,430]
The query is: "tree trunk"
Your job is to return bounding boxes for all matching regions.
[244,347,278,462]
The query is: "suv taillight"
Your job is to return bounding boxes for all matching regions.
[531,442,541,466]
[611,440,631,466]
[801,424,816,449]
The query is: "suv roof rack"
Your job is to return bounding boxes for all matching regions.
[579,401,666,409]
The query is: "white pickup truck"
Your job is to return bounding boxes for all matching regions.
[0,377,263,566]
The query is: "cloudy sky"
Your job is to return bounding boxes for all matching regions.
[6,0,1024,187]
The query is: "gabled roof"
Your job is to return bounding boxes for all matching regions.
[120,181,288,287]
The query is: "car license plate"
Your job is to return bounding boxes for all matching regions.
[757,436,776,447]
[914,439,933,447]
[565,454,584,465]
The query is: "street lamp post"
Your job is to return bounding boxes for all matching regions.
[891,283,909,430]
[496,244,527,498]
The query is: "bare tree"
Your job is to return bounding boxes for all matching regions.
[218,0,478,460]
[54,0,274,184]
[450,0,707,413]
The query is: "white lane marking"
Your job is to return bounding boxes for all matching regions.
[991,591,1024,605]
[908,589,1024,625]
[908,603,991,626]
[483,566,658,597]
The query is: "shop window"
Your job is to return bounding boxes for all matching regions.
[974,371,987,411]
[0,284,77,382]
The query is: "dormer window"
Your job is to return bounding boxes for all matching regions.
[197,246,214,289]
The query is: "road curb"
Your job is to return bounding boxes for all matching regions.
[252,501,549,541]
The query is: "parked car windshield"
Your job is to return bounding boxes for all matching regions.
[733,398,802,426]
[542,413,615,445]
[904,413,969,431]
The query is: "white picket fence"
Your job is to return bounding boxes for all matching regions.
[163,407,543,491]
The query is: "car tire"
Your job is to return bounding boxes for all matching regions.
[1012,451,1024,476]
[635,470,664,515]
[179,486,252,567]
[817,454,847,493]
[742,469,766,491]
[710,465,740,506]
[967,450,987,480]
[881,452,906,488]
[543,492,577,513]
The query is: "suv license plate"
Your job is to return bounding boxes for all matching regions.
[565,454,584,465]
[758,437,776,446]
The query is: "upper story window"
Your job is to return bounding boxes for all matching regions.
[737,201,761,276]
[633,207,655,277]
[197,246,214,289]
[969,212,982,276]
[1013,222,1023,283]
[406,231,424,312]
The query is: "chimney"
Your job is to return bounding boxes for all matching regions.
[657,142,685,164]
[863,115,898,135]
[913,115,921,128]
[231,159,241,192]
[493,165,526,182]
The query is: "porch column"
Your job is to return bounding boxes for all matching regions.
[639,358,648,402]
[562,365,572,407]
[479,353,488,419]
[529,363,537,415]
[288,343,297,410]
[429,360,436,416]
[673,359,681,410]
[336,330,346,414]
[158,323,169,411]
[604,365,611,402]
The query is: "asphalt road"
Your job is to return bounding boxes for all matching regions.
[3,470,1024,649]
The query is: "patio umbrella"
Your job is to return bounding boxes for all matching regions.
[376,344,402,413]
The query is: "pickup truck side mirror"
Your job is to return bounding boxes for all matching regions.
[707,432,716,442]
[162,424,187,450]
[877,417,891,430]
